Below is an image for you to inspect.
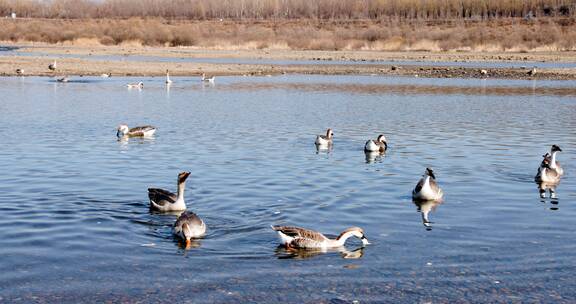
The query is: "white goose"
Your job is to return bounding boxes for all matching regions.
[165,70,172,85]
[201,73,215,83]
[364,134,388,152]
[412,167,444,202]
[148,172,190,212]
[173,211,206,246]
[272,225,370,249]
[315,128,334,147]
[116,124,156,138]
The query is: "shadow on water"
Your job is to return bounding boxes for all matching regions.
[364,151,386,164]
[0,46,19,52]
[412,199,443,231]
[274,245,365,260]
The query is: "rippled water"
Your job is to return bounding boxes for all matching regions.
[0,75,574,303]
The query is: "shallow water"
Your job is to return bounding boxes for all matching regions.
[5,48,576,69]
[0,75,574,303]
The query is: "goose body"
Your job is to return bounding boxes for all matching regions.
[165,70,172,85]
[101,73,111,78]
[173,211,206,243]
[127,82,144,89]
[535,145,563,182]
[201,73,215,83]
[364,134,387,152]
[412,168,444,201]
[116,124,156,138]
[272,225,369,249]
[315,128,333,146]
[149,172,190,212]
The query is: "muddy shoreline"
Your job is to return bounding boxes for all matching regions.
[1,45,575,80]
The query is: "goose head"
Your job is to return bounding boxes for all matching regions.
[178,171,191,184]
[116,124,130,137]
[551,145,562,153]
[181,223,193,244]
[337,227,370,246]
[377,134,387,143]
[326,128,334,139]
[425,167,436,179]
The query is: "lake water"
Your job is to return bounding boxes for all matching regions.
[0,75,574,303]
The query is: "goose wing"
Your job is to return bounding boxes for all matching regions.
[129,125,155,135]
[272,226,328,242]
[148,188,177,206]
[428,178,441,193]
[174,211,204,228]
[413,177,425,194]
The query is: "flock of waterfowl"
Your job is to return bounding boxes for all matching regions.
[116,124,564,250]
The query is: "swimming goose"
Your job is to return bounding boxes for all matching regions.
[412,167,444,202]
[148,172,190,212]
[165,70,172,85]
[536,161,561,198]
[272,225,370,249]
[48,60,57,71]
[173,211,206,245]
[101,72,111,78]
[56,76,69,83]
[364,134,387,152]
[535,145,563,184]
[16,68,24,75]
[201,73,215,83]
[116,124,156,138]
[126,82,144,89]
[315,128,334,146]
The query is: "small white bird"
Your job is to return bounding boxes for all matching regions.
[272,225,370,249]
[364,134,388,152]
[116,124,156,138]
[148,172,190,212]
[173,211,206,246]
[165,70,172,85]
[201,73,215,83]
[315,128,334,147]
[101,73,111,78]
[126,82,144,89]
[412,167,444,202]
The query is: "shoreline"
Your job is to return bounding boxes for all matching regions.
[1,44,575,80]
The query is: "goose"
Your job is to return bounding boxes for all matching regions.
[56,76,69,83]
[535,145,563,183]
[315,128,333,146]
[201,73,215,83]
[126,82,144,89]
[528,66,537,76]
[116,124,156,138]
[364,134,387,152]
[48,60,57,71]
[412,167,444,202]
[165,70,172,85]
[101,72,111,78]
[173,211,206,245]
[536,159,561,198]
[15,68,24,75]
[148,172,190,212]
[272,225,370,249]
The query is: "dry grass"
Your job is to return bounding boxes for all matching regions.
[2,18,576,52]
[1,0,575,19]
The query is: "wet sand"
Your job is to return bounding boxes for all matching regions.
[1,44,575,80]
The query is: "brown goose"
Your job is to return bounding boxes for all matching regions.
[315,128,334,146]
[116,124,156,138]
[173,211,206,245]
[272,225,370,249]
[412,167,444,201]
[364,134,387,152]
[148,172,190,212]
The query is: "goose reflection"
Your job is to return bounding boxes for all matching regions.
[274,245,364,260]
[315,143,333,154]
[175,238,202,250]
[412,199,443,230]
[364,150,385,163]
